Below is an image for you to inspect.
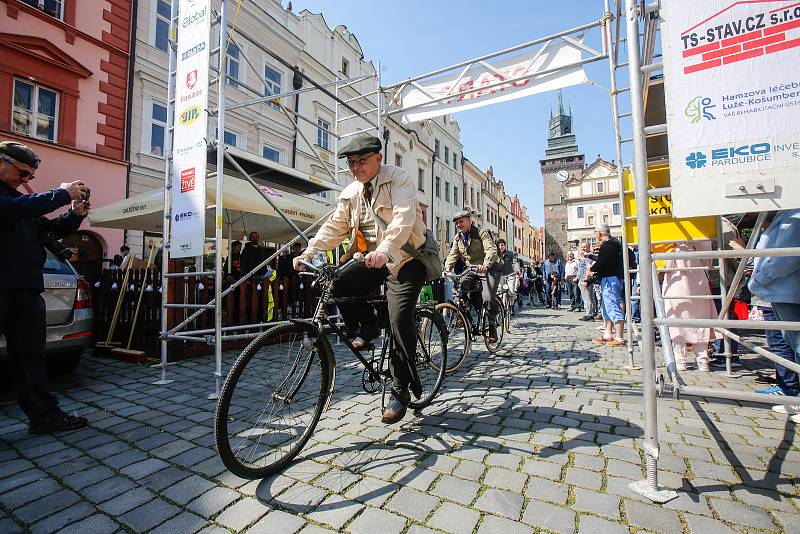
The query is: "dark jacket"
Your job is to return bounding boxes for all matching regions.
[496,250,515,275]
[590,237,624,279]
[240,243,268,277]
[0,183,84,291]
[444,226,498,271]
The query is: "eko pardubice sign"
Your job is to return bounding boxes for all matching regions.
[171,0,211,258]
[661,0,800,218]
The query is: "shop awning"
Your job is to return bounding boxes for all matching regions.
[89,174,333,242]
[214,146,342,194]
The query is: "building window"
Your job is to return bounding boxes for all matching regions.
[264,64,282,111]
[577,206,584,218]
[22,0,64,19]
[446,220,452,237]
[434,139,440,158]
[147,101,167,156]
[435,176,441,198]
[395,153,402,167]
[453,152,458,170]
[603,215,609,223]
[341,57,349,76]
[262,146,280,162]
[444,146,450,165]
[223,130,237,147]
[317,118,330,150]
[153,0,170,52]
[13,79,58,142]
[587,215,594,225]
[226,43,241,88]
[561,223,566,231]
[613,202,620,215]
[596,181,604,193]
[435,216,441,233]
[453,186,458,206]
[445,182,450,202]
[418,169,425,191]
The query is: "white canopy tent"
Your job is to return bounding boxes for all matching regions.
[90,173,333,243]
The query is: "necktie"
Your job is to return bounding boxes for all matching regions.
[462,232,469,248]
[363,182,373,204]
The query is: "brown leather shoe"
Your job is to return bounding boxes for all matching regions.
[382,388,411,424]
[606,339,626,347]
[592,337,610,343]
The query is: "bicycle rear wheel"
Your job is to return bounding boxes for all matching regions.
[483,302,506,353]
[433,302,470,373]
[214,322,332,479]
[409,307,447,409]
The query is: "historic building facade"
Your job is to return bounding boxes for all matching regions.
[565,157,622,245]
[0,0,132,281]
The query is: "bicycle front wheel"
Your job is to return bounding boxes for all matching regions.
[433,302,470,373]
[214,322,332,479]
[410,307,447,409]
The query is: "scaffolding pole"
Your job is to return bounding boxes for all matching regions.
[605,0,638,370]
[154,0,179,387]
[623,0,678,504]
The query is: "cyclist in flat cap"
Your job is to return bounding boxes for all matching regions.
[294,135,427,424]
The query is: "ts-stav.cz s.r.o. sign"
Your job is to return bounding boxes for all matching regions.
[661,0,800,218]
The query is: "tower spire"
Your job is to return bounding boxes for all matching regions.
[557,89,564,115]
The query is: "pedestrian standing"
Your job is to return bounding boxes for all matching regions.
[588,224,626,346]
[542,252,562,309]
[0,141,90,433]
[662,241,717,371]
[748,209,800,422]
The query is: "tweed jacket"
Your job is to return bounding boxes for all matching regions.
[302,164,426,276]
[444,226,499,272]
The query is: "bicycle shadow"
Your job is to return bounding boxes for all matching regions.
[254,390,641,517]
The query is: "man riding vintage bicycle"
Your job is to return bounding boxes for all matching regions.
[444,210,500,342]
[293,135,427,424]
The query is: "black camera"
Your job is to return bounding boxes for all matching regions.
[82,188,91,201]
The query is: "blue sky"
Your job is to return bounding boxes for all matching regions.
[290,0,621,226]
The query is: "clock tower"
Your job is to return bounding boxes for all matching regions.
[540,89,584,260]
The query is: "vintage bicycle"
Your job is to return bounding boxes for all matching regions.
[431,267,506,373]
[214,253,447,479]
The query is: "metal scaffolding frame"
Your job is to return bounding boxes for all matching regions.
[156,0,381,397]
[613,0,800,503]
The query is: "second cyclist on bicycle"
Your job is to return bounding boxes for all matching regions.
[444,210,500,342]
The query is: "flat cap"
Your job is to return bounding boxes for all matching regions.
[452,210,472,222]
[339,135,382,158]
[0,141,40,167]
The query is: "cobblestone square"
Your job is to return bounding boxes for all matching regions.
[1,306,798,533]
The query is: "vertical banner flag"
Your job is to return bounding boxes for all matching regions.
[171,0,211,258]
[661,1,800,218]
[394,39,589,124]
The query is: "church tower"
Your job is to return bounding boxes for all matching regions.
[539,90,584,260]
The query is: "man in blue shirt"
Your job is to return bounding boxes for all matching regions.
[542,252,563,308]
[748,209,800,422]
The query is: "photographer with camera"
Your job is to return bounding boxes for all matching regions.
[0,141,91,434]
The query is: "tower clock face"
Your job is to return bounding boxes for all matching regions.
[556,170,569,182]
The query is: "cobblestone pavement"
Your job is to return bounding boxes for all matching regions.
[1,305,798,533]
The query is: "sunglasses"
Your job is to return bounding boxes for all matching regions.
[346,153,377,168]
[3,157,35,179]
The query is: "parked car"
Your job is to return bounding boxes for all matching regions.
[0,248,93,374]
